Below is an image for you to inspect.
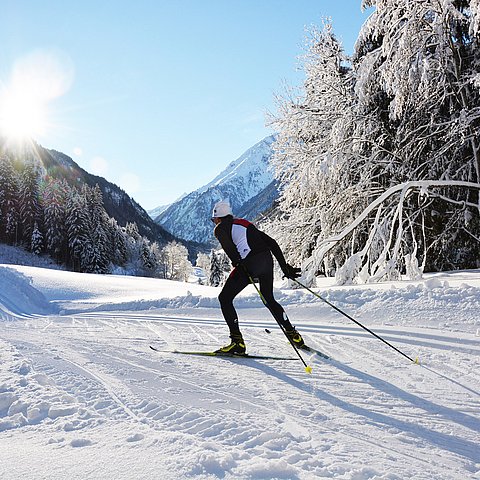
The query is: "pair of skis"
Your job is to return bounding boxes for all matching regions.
[150,275,332,371]
[149,343,330,362]
[151,276,418,368]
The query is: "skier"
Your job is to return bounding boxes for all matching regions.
[211,200,304,354]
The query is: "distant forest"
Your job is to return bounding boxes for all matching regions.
[0,154,191,280]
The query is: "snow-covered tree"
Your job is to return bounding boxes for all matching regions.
[195,252,211,281]
[124,222,143,273]
[161,241,192,281]
[209,249,230,286]
[125,222,141,242]
[268,21,357,266]
[89,221,111,274]
[0,155,20,244]
[342,0,480,277]
[149,241,165,278]
[108,217,128,268]
[65,188,91,271]
[19,160,41,248]
[138,237,156,277]
[81,184,112,274]
[0,153,182,278]
[30,221,44,255]
[270,3,480,283]
[41,178,68,261]
[121,223,166,277]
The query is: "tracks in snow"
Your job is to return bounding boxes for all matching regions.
[2,310,479,478]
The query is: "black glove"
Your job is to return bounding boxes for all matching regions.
[283,264,301,279]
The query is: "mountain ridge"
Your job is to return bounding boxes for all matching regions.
[153,135,279,245]
[0,137,204,259]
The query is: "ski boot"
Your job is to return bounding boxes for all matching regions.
[285,327,305,348]
[215,334,246,355]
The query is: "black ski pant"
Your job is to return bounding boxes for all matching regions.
[218,251,293,338]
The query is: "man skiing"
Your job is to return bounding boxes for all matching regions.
[211,200,304,354]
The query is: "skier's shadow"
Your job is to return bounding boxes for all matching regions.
[244,361,480,464]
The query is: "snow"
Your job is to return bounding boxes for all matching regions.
[197,136,275,197]
[0,263,479,479]
[148,203,172,221]
[155,136,276,243]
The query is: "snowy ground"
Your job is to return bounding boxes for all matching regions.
[0,264,479,480]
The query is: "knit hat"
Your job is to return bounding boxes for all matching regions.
[212,200,232,218]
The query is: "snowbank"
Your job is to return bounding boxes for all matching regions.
[2,265,480,335]
[0,244,63,270]
[0,266,58,317]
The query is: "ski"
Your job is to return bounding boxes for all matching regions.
[264,329,330,360]
[149,345,296,361]
[300,345,330,360]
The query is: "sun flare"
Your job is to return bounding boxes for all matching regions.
[0,49,74,142]
[0,88,48,141]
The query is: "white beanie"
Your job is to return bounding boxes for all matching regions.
[212,200,232,218]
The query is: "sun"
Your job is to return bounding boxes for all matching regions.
[0,49,74,143]
[0,88,48,141]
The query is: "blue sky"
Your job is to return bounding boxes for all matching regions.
[0,1,372,209]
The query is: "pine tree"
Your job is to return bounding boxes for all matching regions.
[125,222,141,242]
[150,241,164,278]
[0,155,21,244]
[41,178,68,261]
[138,237,155,276]
[209,250,225,286]
[31,221,44,255]
[65,188,91,271]
[108,217,128,268]
[86,184,107,226]
[124,222,142,273]
[90,221,110,274]
[5,208,19,245]
[83,184,112,274]
[19,160,42,249]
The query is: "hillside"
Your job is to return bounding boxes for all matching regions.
[0,137,204,259]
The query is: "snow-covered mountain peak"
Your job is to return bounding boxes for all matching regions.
[202,135,275,192]
[153,135,278,244]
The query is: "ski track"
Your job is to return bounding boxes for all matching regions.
[1,309,479,479]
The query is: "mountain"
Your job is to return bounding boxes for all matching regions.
[154,135,279,245]
[236,179,279,220]
[46,149,174,243]
[147,192,189,220]
[0,137,203,258]
[148,204,171,220]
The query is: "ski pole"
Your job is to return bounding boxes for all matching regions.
[293,278,418,364]
[246,273,312,374]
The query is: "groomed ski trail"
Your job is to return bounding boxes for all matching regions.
[1,309,479,479]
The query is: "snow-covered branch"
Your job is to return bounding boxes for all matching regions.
[305,180,480,284]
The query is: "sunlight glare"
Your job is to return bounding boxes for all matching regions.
[0,49,74,142]
[0,88,47,140]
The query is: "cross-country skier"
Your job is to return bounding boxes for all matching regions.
[211,200,304,354]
